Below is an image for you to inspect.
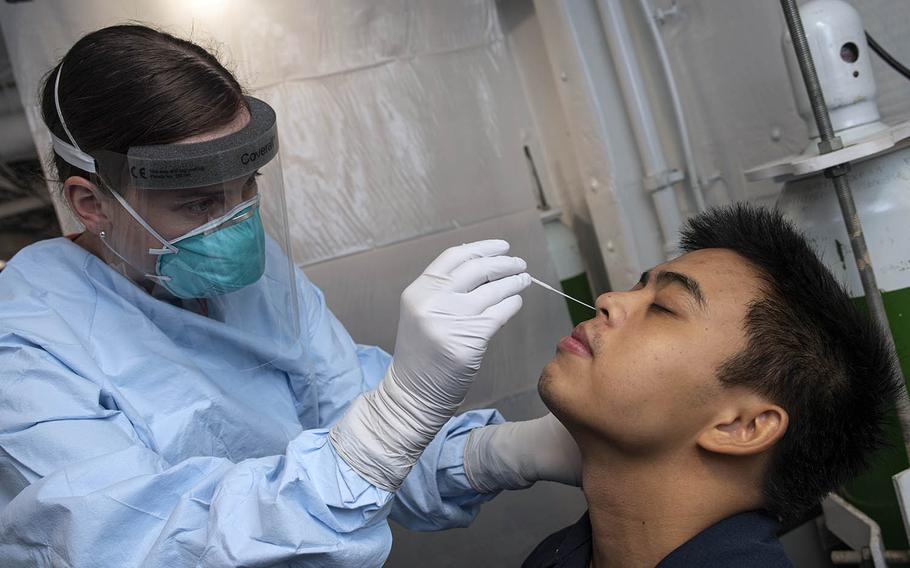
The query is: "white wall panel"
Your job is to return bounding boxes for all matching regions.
[257,40,533,265]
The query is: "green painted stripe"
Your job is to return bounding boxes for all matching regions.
[845,286,910,552]
[559,272,596,327]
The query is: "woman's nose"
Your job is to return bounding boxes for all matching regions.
[225,194,245,212]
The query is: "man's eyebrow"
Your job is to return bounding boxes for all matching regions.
[640,270,708,311]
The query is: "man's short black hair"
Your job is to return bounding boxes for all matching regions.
[679,203,901,524]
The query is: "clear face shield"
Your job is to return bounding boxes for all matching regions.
[51,92,300,369]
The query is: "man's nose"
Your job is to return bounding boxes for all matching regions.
[595,291,628,326]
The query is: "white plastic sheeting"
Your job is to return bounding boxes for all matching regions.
[262,39,531,265]
[0,0,584,565]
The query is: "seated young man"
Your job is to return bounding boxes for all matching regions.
[523,204,900,568]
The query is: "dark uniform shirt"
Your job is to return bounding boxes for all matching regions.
[522,510,793,567]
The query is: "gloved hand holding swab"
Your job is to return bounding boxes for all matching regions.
[530,276,596,312]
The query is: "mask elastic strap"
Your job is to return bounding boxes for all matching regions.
[145,274,174,284]
[98,230,172,284]
[98,231,148,272]
[105,189,178,256]
[52,63,97,173]
[98,232,129,264]
[100,238,173,288]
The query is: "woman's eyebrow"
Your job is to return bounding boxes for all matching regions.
[167,187,225,200]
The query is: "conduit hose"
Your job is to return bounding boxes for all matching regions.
[779,0,910,460]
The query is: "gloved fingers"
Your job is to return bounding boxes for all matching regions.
[477,291,524,328]
[464,273,530,314]
[448,255,527,293]
[423,240,510,276]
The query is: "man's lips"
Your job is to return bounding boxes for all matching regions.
[557,325,593,358]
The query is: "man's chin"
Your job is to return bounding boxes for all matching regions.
[539,361,597,440]
[538,363,569,419]
[537,361,556,398]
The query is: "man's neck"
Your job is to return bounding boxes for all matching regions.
[581,445,762,568]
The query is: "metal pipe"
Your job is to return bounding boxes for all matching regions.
[832,549,910,564]
[779,0,910,458]
[0,85,23,117]
[0,112,38,160]
[597,0,665,181]
[595,0,683,257]
[637,0,708,212]
[0,196,46,220]
[780,0,837,144]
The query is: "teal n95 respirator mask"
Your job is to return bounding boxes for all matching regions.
[101,190,267,299]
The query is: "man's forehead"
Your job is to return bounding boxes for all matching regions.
[661,248,765,301]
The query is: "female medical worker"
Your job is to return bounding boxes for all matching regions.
[0,25,579,567]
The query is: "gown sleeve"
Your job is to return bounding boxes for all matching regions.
[0,340,393,567]
[0,273,505,566]
[295,274,505,532]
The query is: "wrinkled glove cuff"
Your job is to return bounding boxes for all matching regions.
[330,364,451,492]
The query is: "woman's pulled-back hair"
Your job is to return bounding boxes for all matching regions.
[41,24,247,183]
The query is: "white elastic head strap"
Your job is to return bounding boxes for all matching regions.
[53,62,175,255]
[51,62,97,174]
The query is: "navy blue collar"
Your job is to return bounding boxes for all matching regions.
[523,510,793,568]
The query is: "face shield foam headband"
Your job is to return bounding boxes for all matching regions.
[51,63,281,298]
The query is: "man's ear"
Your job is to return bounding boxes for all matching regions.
[64,175,109,234]
[697,393,788,457]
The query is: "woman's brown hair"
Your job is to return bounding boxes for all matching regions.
[41,24,247,184]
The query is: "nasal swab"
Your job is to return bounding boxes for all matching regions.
[530,276,596,312]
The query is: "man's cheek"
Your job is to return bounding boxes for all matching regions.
[539,363,583,411]
[541,382,592,433]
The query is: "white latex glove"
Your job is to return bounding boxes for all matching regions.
[330,240,531,491]
[463,413,582,493]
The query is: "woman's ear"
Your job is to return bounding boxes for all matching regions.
[63,176,109,234]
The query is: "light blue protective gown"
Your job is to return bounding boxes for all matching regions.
[0,237,503,567]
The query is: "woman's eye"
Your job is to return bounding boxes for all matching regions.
[185,198,215,214]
